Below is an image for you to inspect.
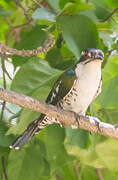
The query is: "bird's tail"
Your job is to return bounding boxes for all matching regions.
[9,119,40,150]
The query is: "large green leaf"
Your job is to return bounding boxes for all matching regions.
[80,165,98,180]
[11,58,62,95]
[32,8,56,22]
[91,0,110,20]
[48,0,60,12]
[66,128,89,149]
[104,0,118,9]
[7,139,50,180]
[46,47,76,70]
[66,138,118,173]
[39,124,75,177]
[0,7,10,16]
[59,2,94,15]
[9,58,62,135]
[12,25,47,68]
[95,56,118,109]
[57,14,98,58]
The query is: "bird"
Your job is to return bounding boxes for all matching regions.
[9,48,104,150]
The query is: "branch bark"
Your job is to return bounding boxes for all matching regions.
[0,88,118,140]
[0,35,55,56]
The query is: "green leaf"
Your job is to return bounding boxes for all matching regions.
[80,165,98,180]
[60,2,94,15]
[46,48,76,70]
[32,8,56,22]
[66,128,89,148]
[48,0,60,12]
[96,76,118,109]
[59,0,76,9]
[104,0,118,9]
[57,14,98,58]
[0,121,14,147]
[91,0,111,20]
[8,60,62,135]
[66,138,118,172]
[7,139,50,180]
[0,7,10,16]
[12,25,47,68]
[66,144,106,169]
[40,124,75,175]
[11,58,62,95]
[96,139,118,172]
[95,56,118,109]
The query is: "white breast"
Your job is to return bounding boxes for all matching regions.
[59,61,102,115]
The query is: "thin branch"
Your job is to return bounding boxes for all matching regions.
[1,55,6,89]
[0,55,7,120]
[31,0,44,8]
[5,20,32,45]
[14,0,32,22]
[74,163,81,180]
[56,174,64,180]
[40,0,57,14]
[0,35,55,56]
[0,88,118,140]
[101,8,118,22]
[96,169,104,180]
[1,156,8,180]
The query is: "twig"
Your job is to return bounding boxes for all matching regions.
[86,0,89,3]
[5,20,32,45]
[74,163,81,180]
[0,88,118,140]
[101,8,118,22]
[31,0,44,8]
[96,169,104,180]
[56,174,64,180]
[0,54,6,121]
[40,0,57,14]
[1,156,8,180]
[14,0,32,22]
[0,35,55,56]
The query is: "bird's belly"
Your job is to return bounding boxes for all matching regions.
[60,73,101,115]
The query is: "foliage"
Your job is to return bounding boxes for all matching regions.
[0,0,118,179]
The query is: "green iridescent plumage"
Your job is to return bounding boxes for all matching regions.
[46,69,76,105]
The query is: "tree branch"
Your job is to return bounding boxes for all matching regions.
[1,156,8,180]
[0,35,55,56]
[0,88,118,140]
[101,8,118,22]
[74,162,81,180]
[96,168,104,180]
[0,54,7,120]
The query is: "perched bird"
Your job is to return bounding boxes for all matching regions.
[9,48,104,150]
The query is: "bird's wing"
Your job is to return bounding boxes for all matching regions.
[46,69,76,105]
[37,69,76,122]
[93,78,102,101]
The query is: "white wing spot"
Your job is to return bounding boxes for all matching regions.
[55,84,60,93]
[50,92,56,102]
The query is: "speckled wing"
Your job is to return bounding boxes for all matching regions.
[46,69,76,105]
[9,69,76,149]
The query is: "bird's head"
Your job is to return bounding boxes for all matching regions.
[79,48,104,64]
